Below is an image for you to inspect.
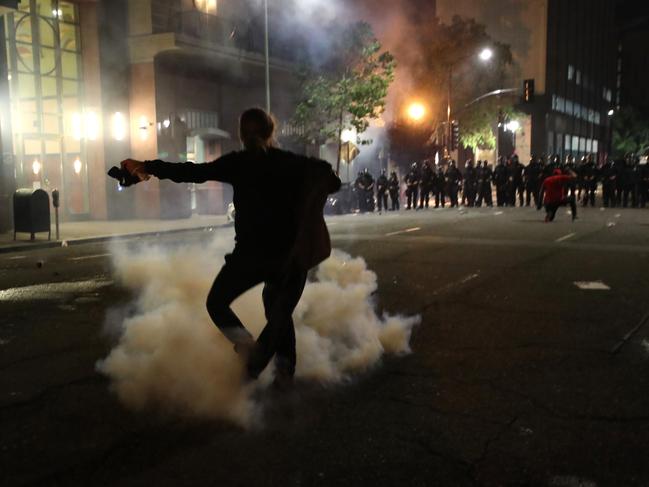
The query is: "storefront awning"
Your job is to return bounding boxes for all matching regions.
[190,127,231,141]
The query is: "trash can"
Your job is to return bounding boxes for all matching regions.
[13,189,51,241]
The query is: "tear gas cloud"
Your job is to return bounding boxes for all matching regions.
[97,233,419,428]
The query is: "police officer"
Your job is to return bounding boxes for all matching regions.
[388,171,400,211]
[523,156,541,207]
[600,157,618,208]
[493,157,508,207]
[376,169,389,213]
[405,162,420,210]
[639,161,649,208]
[362,168,375,212]
[446,160,462,208]
[419,161,434,209]
[476,160,493,207]
[580,154,597,207]
[353,171,365,212]
[508,155,524,206]
[433,163,446,208]
[463,159,478,207]
[564,154,578,199]
[621,155,637,208]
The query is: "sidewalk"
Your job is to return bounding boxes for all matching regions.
[0,214,230,254]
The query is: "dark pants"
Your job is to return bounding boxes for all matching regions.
[525,182,540,207]
[377,191,388,212]
[434,189,446,208]
[447,185,459,207]
[545,196,577,222]
[389,190,399,210]
[419,187,431,208]
[496,185,507,206]
[602,182,616,207]
[406,187,418,209]
[582,181,596,207]
[206,251,307,378]
[477,183,492,207]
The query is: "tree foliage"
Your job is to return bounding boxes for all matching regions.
[292,22,395,173]
[387,15,517,158]
[612,106,649,157]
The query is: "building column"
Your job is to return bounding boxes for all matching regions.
[0,17,15,233]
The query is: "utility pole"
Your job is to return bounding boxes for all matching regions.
[264,0,271,113]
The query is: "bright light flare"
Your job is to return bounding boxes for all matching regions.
[341,128,356,143]
[608,109,615,116]
[32,159,41,175]
[112,112,127,141]
[73,157,82,175]
[407,102,426,122]
[506,120,520,132]
[479,48,494,62]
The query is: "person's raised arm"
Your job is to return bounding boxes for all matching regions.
[120,152,239,185]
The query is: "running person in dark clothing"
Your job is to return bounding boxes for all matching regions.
[118,108,341,386]
[538,168,577,222]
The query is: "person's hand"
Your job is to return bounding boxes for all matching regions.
[120,159,150,182]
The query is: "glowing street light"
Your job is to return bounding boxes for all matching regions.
[479,48,494,62]
[111,112,127,141]
[341,128,356,144]
[32,159,41,176]
[73,157,82,175]
[607,109,615,116]
[407,102,426,122]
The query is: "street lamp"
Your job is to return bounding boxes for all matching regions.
[264,0,270,113]
[407,102,426,122]
[445,47,494,156]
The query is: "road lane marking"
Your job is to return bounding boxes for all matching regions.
[68,253,112,262]
[6,256,26,260]
[0,279,113,301]
[573,281,610,290]
[494,211,503,215]
[431,272,480,297]
[611,311,649,354]
[555,232,576,243]
[385,227,421,237]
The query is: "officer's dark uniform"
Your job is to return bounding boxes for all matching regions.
[476,161,493,207]
[419,163,433,209]
[446,161,462,208]
[600,159,617,208]
[376,170,389,213]
[388,171,400,211]
[507,156,524,206]
[639,163,649,208]
[353,172,365,212]
[493,159,508,207]
[523,157,541,207]
[463,160,478,207]
[405,164,420,210]
[580,156,597,207]
[433,165,446,208]
[621,158,637,208]
[361,169,375,212]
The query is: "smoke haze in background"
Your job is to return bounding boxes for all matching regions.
[97,234,419,428]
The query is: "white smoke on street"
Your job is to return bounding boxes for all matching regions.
[97,235,419,427]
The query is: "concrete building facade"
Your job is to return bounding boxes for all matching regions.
[436,0,617,162]
[0,0,302,231]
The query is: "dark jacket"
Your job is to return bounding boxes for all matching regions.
[145,148,340,269]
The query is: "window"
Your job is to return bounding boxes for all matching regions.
[565,135,571,151]
[195,0,217,15]
[576,70,581,85]
[572,136,579,151]
[568,64,575,81]
[593,140,599,153]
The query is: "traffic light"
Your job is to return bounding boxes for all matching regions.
[523,79,535,103]
[451,121,460,151]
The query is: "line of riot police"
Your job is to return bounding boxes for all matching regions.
[349,153,649,214]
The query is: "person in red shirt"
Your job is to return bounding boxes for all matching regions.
[538,169,577,222]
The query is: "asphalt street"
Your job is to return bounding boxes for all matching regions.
[1,206,649,487]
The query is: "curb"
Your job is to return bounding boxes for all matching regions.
[0,223,232,255]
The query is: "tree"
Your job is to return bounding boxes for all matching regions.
[612,107,649,157]
[386,16,516,160]
[458,97,524,152]
[292,22,395,174]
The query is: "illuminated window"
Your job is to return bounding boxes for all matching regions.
[195,0,217,15]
